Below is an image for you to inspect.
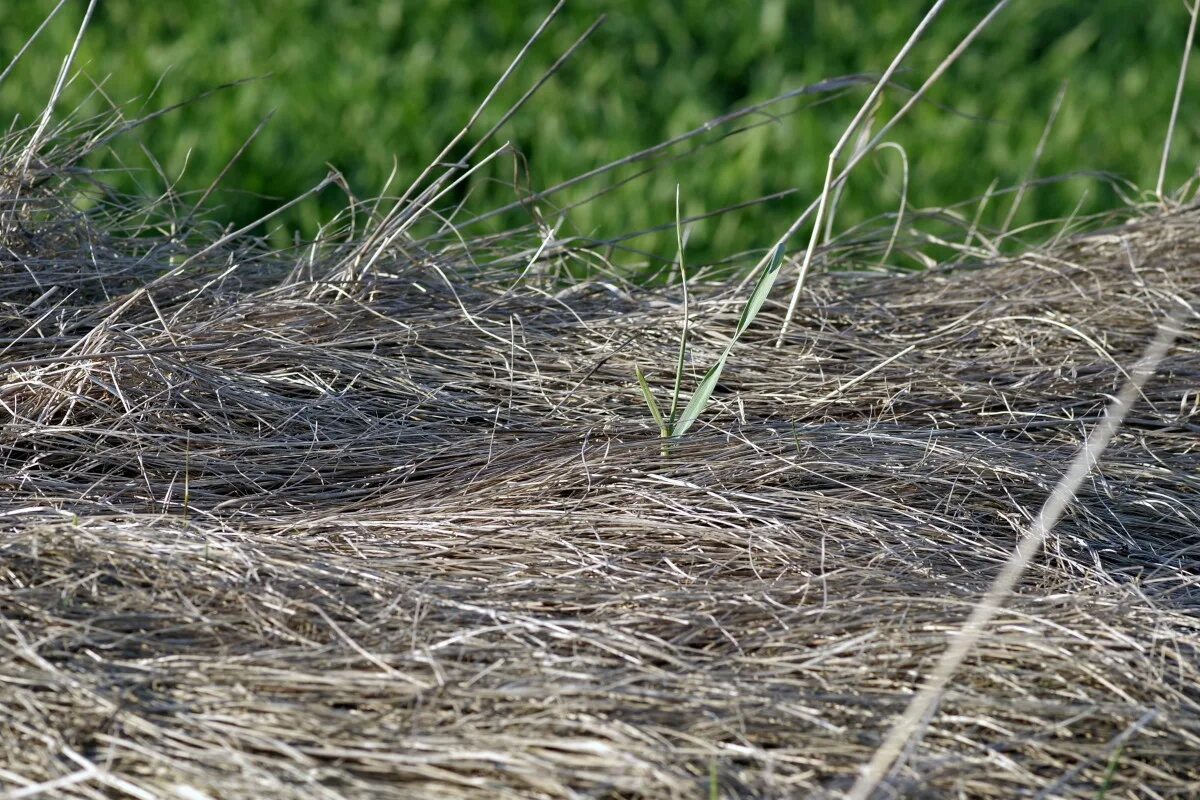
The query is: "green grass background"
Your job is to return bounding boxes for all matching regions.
[1,1,1196,266]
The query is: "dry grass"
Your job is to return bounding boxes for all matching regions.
[2,117,1200,800]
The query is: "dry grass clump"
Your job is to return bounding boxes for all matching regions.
[2,124,1200,800]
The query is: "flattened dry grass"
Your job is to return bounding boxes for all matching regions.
[2,127,1199,799]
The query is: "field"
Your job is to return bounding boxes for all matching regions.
[2,3,1200,799]
[1,1,1198,264]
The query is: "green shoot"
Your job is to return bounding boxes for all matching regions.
[671,243,785,439]
[1096,742,1126,800]
[635,364,667,439]
[668,184,690,428]
[636,243,785,443]
[635,193,785,446]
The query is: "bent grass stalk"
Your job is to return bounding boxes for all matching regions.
[770,0,1011,343]
[773,0,951,347]
[874,141,910,268]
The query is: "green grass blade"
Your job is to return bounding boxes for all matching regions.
[668,184,690,426]
[735,243,787,337]
[1096,742,1126,800]
[672,244,786,439]
[671,358,725,438]
[635,364,668,437]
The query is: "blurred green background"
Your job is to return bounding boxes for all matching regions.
[1,1,1196,267]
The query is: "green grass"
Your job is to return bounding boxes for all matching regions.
[2,1,1197,266]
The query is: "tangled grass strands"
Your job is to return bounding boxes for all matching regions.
[3,123,1200,800]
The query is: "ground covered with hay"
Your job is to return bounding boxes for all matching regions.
[2,134,1200,799]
